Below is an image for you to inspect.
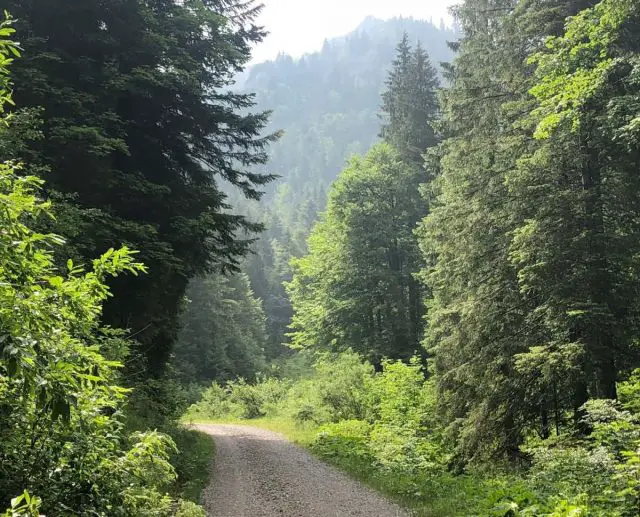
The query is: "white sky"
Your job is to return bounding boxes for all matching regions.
[251,0,459,63]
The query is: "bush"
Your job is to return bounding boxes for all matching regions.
[186,382,243,420]
[311,420,374,463]
[174,500,206,517]
[186,377,291,421]
[230,377,291,418]
[286,351,374,424]
[169,427,215,504]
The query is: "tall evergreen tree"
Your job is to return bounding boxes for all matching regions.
[3,0,278,377]
[380,33,413,144]
[379,35,441,350]
[509,0,640,425]
[380,36,439,167]
[418,0,600,461]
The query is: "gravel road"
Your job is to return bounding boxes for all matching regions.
[195,424,410,517]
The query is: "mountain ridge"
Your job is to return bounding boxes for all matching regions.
[228,16,458,354]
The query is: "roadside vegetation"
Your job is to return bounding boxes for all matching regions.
[187,351,640,516]
[3,0,640,514]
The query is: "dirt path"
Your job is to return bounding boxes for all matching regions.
[195,424,410,517]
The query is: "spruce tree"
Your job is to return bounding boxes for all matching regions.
[418,0,598,461]
[173,273,268,383]
[381,35,439,168]
[4,0,278,377]
[508,0,640,426]
[380,33,413,148]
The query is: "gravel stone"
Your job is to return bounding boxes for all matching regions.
[195,424,411,517]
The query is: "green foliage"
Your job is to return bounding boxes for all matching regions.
[285,352,373,424]
[174,501,206,517]
[168,427,215,506]
[187,351,371,424]
[380,34,439,167]
[311,420,375,464]
[228,377,291,419]
[619,370,640,414]
[3,0,278,377]
[0,21,205,513]
[366,360,445,473]
[172,273,269,384]
[186,350,640,516]
[286,29,441,362]
[0,14,18,110]
[0,160,202,514]
[418,0,640,464]
[2,491,41,517]
[530,0,637,138]
[288,143,429,361]
[303,358,445,476]
[187,376,291,421]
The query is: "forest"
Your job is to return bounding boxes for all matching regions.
[2,0,640,516]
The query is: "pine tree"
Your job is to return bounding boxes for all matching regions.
[4,0,278,377]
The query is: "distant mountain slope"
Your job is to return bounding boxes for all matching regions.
[244,16,457,201]
[230,17,457,354]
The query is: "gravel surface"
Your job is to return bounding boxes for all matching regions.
[195,424,410,517]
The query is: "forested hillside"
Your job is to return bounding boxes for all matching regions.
[247,16,455,198]
[235,18,457,355]
[189,0,640,515]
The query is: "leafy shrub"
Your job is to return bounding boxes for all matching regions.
[286,351,374,424]
[186,376,291,421]
[497,399,640,516]
[2,492,41,517]
[619,369,640,414]
[364,359,446,473]
[367,358,427,428]
[174,500,206,517]
[186,382,243,420]
[0,21,205,514]
[169,427,215,504]
[230,377,291,418]
[312,420,374,462]
[285,378,334,424]
[228,379,268,418]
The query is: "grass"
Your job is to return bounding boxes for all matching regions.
[168,425,216,503]
[185,415,506,517]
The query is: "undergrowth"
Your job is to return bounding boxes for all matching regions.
[186,351,640,516]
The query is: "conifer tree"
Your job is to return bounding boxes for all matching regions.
[381,35,439,168]
[508,0,640,426]
[173,273,268,383]
[418,0,599,461]
[3,0,278,377]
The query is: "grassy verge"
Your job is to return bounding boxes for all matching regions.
[169,426,216,503]
[186,416,511,517]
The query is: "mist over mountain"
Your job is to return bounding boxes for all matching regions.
[231,16,457,355]
[240,16,456,201]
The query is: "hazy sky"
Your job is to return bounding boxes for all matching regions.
[251,0,459,63]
